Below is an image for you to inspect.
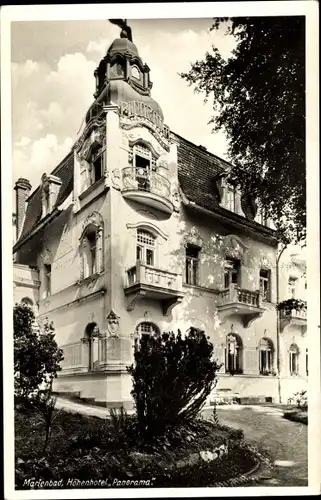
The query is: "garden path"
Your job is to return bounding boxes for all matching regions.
[204,405,308,487]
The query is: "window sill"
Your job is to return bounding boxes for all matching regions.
[77,271,104,286]
[79,176,105,200]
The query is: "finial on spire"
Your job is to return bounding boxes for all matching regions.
[108,19,133,42]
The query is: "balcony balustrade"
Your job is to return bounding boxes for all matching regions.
[59,341,89,374]
[217,284,264,328]
[280,307,307,334]
[124,260,184,316]
[121,167,174,215]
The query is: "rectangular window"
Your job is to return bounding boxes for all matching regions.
[288,277,297,298]
[44,264,51,297]
[135,155,150,191]
[259,269,271,301]
[289,352,298,375]
[146,248,154,266]
[93,155,103,184]
[224,259,241,288]
[185,245,200,286]
[258,208,268,226]
[136,245,143,261]
[226,185,236,212]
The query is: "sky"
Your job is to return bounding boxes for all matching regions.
[11,18,237,192]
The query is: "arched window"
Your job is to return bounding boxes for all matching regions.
[80,216,103,279]
[259,338,274,375]
[226,334,243,374]
[84,322,100,370]
[136,229,156,266]
[289,343,299,376]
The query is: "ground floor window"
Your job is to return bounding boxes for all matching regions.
[289,343,299,376]
[259,338,274,375]
[225,333,243,374]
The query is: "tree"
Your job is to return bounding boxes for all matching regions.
[14,303,64,399]
[181,17,305,245]
[127,328,221,437]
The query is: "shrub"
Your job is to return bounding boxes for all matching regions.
[14,304,64,400]
[288,390,308,410]
[127,327,222,437]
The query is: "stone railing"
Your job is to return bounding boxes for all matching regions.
[126,261,182,291]
[122,167,171,200]
[218,284,261,308]
[280,308,307,320]
[60,341,89,372]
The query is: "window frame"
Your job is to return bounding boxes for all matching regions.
[289,344,299,376]
[225,184,236,212]
[288,276,297,298]
[136,229,156,267]
[185,244,200,286]
[225,334,243,374]
[259,268,271,302]
[224,258,241,288]
[258,338,274,375]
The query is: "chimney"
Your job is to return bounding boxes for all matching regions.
[14,177,31,239]
[199,145,207,151]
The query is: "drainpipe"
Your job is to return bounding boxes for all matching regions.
[276,243,287,403]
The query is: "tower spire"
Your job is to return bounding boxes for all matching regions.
[108,19,133,42]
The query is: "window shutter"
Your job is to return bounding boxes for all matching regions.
[244,347,259,374]
[214,344,225,373]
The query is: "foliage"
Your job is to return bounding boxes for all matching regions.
[288,390,308,410]
[181,17,305,244]
[277,298,307,312]
[14,303,64,400]
[127,328,221,437]
[15,407,257,489]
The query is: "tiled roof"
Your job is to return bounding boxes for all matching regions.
[173,132,270,232]
[18,152,74,241]
[16,132,275,247]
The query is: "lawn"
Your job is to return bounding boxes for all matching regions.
[15,405,261,489]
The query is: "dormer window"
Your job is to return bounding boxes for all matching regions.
[226,185,236,212]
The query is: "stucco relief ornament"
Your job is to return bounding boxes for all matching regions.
[107,311,120,337]
[111,169,121,189]
[41,249,52,265]
[183,227,203,248]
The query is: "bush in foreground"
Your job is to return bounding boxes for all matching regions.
[127,328,222,437]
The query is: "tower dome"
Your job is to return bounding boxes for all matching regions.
[107,37,139,58]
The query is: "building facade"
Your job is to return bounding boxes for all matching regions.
[13,28,307,407]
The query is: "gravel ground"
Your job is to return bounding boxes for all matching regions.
[203,405,308,487]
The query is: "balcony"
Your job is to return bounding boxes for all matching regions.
[59,341,90,374]
[122,167,174,215]
[124,261,184,316]
[217,284,264,328]
[280,308,307,335]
